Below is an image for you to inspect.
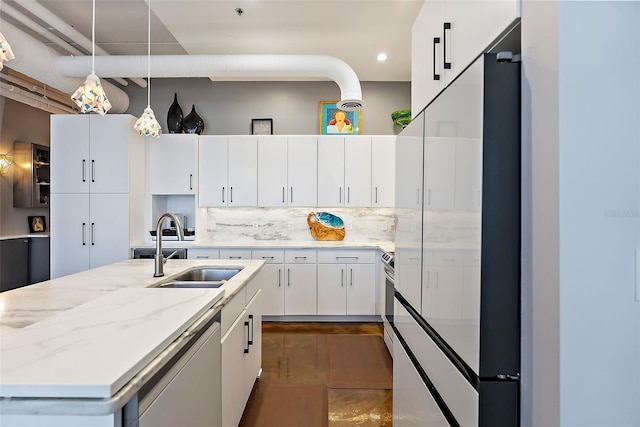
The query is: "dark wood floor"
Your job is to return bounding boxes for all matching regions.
[239,322,393,427]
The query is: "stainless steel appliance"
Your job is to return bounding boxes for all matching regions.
[132,247,187,259]
[380,250,395,355]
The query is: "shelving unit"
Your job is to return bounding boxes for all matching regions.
[13,141,50,208]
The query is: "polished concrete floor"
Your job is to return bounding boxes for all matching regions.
[239,322,393,427]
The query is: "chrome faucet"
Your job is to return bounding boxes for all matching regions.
[154,213,185,277]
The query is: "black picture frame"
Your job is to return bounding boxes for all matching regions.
[28,215,47,233]
[251,118,273,135]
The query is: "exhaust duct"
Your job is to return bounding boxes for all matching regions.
[56,54,365,110]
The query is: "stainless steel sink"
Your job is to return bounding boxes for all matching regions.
[170,267,242,282]
[158,281,226,289]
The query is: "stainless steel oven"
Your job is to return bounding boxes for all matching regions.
[381,250,395,355]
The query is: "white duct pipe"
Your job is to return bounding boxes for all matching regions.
[16,0,147,88]
[0,19,129,113]
[57,54,365,110]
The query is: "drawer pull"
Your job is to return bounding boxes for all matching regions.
[294,256,307,260]
[262,256,274,260]
[228,256,243,259]
[244,321,250,354]
[196,256,209,259]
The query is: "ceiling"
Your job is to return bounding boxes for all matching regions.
[4,0,424,83]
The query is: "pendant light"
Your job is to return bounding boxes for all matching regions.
[70,0,111,115]
[0,0,15,70]
[134,0,161,137]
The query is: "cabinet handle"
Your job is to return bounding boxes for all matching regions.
[433,37,441,80]
[228,256,243,259]
[248,314,254,346]
[82,159,86,182]
[82,222,86,245]
[230,187,233,203]
[196,256,209,259]
[428,188,432,205]
[294,256,307,260]
[339,187,342,203]
[375,187,378,204]
[341,268,344,287]
[91,222,95,246]
[262,256,274,260]
[287,268,291,286]
[222,187,225,203]
[278,268,282,287]
[443,22,452,70]
[336,256,358,260]
[290,187,294,204]
[91,160,95,183]
[189,174,193,190]
[347,187,351,204]
[282,187,285,204]
[244,321,250,354]
[350,268,353,286]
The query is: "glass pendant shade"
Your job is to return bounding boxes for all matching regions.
[0,153,13,174]
[0,32,15,71]
[71,73,112,116]
[134,107,162,137]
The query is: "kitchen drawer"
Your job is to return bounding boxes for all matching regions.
[432,251,464,266]
[251,249,285,264]
[221,286,247,336]
[284,249,316,264]
[219,249,252,260]
[317,249,376,264]
[187,248,220,259]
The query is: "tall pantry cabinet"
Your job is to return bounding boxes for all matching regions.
[50,115,145,278]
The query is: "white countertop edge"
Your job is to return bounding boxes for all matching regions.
[131,240,394,251]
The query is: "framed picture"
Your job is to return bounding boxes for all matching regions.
[318,101,361,135]
[251,118,273,135]
[28,216,47,233]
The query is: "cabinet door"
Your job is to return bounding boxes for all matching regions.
[89,115,134,194]
[317,136,345,206]
[244,291,262,400]
[0,239,29,292]
[198,136,228,207]
[454,138,482,210]
[284,264,317,315]
[424,138,456,209]
[257,136,287,206]
[344,136,372,207]
[411,0,446,115]
[50,193,90,278]
[346,264,376,315]
[50,115,90,194]
[287,136,318,206]
[140,323,221,427]
[251,264,284,315]
[371,136,396,207]
[149,134,197,195]
[228,136,258,206]
[317,264,347,315]
[221,308,250,427]
[89,194,130,269]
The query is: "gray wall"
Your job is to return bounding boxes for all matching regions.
[122,80,410,136]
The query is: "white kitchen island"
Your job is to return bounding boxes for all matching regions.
[0,258,264,427]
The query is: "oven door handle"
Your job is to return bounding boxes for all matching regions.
[383,269,394,283]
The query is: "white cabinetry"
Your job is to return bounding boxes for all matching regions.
[411,0,519,114]
[221,290,262,427]
[50,115,144,278]
[139,321,221,427]
[187,248,220,259]
[257,136,318,207]
[284,250,317,315]
[148,134,197,195]
[250,249,285,315]
[317,250,376,316]
[318,136,371,207]
[371,136,396,207]
[198,136,257,206]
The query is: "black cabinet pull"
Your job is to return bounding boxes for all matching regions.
[222,187,225,203]
[82,222,86,245]
[244,321,250,354]
[433,37,441,80]
[230,187,233,203]
[282,187,285,203]
[189,174,193,190]
[248,314,254,345]
[91,223,95,246]
[443,22,451,69]
[91,160,95,182]
[82,159,86,182]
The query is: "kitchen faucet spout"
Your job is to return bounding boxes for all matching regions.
[154,213,185,277]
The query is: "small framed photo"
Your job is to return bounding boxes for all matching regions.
[28,216,47,233]
[251,118,273,135]
[318,100,361,135]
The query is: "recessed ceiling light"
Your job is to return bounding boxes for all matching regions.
[377,53,387,62]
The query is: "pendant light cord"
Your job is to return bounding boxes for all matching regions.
[91,0,96,75]
[147,0,151,108]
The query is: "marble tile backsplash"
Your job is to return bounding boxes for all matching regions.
[197,207,396,242]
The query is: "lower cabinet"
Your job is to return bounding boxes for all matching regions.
[221,290,262,427]
[284,250,317,315]
[138,320,222,427]
[0,238,29,292]
[317,250,376,316]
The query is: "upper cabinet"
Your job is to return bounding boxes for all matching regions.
[371,136,396,207]
[148,134,198,195]
[318,136,371,207]
[198,136,257,207]
[51,115,137,194]
[257,136,317,207]
[411,0,520,115]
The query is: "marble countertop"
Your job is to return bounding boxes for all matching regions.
[0,258,264,401]
[131,239,395,253]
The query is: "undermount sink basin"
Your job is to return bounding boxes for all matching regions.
[158,281,226,289]
[153,267,243,289]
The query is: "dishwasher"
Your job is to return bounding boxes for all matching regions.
[132,247,188,259]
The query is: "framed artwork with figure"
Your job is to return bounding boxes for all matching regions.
[28,216,47,233]
[318,101,361,135]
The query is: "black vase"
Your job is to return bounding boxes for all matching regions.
[182,105,205,135]
[167,93,183,134]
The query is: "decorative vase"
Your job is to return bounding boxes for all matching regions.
[307,212,346,241]
[167,93,183,134]
[182,105,205,135]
